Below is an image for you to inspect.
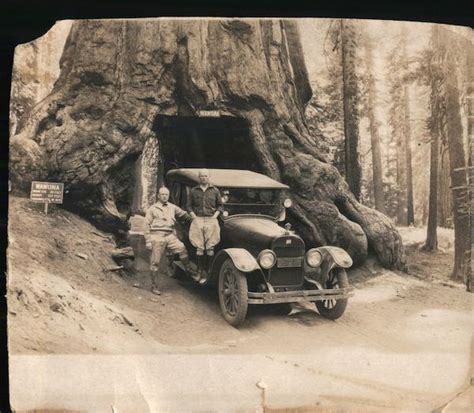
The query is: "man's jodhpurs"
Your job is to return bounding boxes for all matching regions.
[149,231,188,287]
[189,216,220,256]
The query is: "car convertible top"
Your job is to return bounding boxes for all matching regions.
[166,168,289,189]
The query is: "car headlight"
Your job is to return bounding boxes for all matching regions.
[283,198,292,208]
[257,249,277,269]
[306,249,322,267]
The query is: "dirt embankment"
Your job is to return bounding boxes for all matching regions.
[7,196,249,353]
[7,196,473,412]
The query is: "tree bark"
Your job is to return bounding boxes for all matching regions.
[340,20,362,201]
[403,84,415,226]
[9,18,406,270]
[391,31,412,227]
[442,28,471,283]
[466,46,474,293]
[438,146,452,227]
[396,127,408,225]
[424,105,440,251]
[364,36,385,214]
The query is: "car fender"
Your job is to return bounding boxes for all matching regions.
[212,248,261,274]
[316,246,353,269]
[207,248,261,285]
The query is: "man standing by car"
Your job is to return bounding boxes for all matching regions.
[187,169,223,282]
[144,186,194,295]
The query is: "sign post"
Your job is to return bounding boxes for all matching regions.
[30,181,64,214]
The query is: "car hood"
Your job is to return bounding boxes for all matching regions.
[222,215,288,252]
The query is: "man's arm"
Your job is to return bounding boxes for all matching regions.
[187,188,197,219]
[213,188,224,218]
[175,205,192,222]
[144,207,154,246]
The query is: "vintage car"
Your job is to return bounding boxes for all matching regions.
[167,168,353,327]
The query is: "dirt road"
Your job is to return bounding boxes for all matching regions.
[7,197,473,412]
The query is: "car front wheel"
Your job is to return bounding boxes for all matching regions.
[315,268,349,320]
[218,258,248,327]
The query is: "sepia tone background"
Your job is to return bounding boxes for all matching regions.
[6,17,473,412]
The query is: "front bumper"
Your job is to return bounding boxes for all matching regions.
[247,288,353,304]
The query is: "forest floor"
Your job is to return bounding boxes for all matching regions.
[7,196,473,412]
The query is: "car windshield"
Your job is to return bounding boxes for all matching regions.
[221,188,283,218]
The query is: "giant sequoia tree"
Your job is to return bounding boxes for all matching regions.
[10,18,406,269]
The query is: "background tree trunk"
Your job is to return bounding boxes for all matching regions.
[442,28,471,284]
[424,105,440,251]
[364,35,385,214]
[424,25,445,251]
[389,30,413,227]
[466,51,473,292]
[341,20,362,201]
[438,147,452,227]
[9,18,406,270]
[396,128,408,225]
[387,40,408,226]
[403,84,415,226]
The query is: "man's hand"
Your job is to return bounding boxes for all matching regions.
[190,212,197,220]
[146,241,152,250]
[212,211,220,219]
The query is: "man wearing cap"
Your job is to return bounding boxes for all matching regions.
[187,169,223,282]
[144,186,193,295]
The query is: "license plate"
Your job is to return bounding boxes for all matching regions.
[277,257,303,268]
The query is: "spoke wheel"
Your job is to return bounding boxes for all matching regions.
[218,258,248,327]
[315,268,349,320]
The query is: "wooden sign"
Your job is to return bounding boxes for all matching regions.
[197,109,220,117]
[30,181,64,214]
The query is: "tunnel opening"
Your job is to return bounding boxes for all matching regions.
[154,115,262,175]
[109,114,264,221]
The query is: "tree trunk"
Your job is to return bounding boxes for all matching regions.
[438,146,452,227]
[396,127,408,225]
[9,18,406,270]
[364,36,385,214]
[466,58,473,293]
[403,85,415,226]
[424,110,440,251]
[443,29,471,283]
[341,20,362,201]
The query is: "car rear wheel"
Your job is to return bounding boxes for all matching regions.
[218,258,248,327]
[316,268,349,320]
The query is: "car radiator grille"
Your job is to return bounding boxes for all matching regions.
[273,246,303,258]
[268,238,305,288]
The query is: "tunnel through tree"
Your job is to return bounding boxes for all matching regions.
[155,115,261,173]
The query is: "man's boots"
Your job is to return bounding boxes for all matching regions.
[150,269,161,295]
[181,255,196,278]
[198,255,212,285]
[191,255,204,282]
